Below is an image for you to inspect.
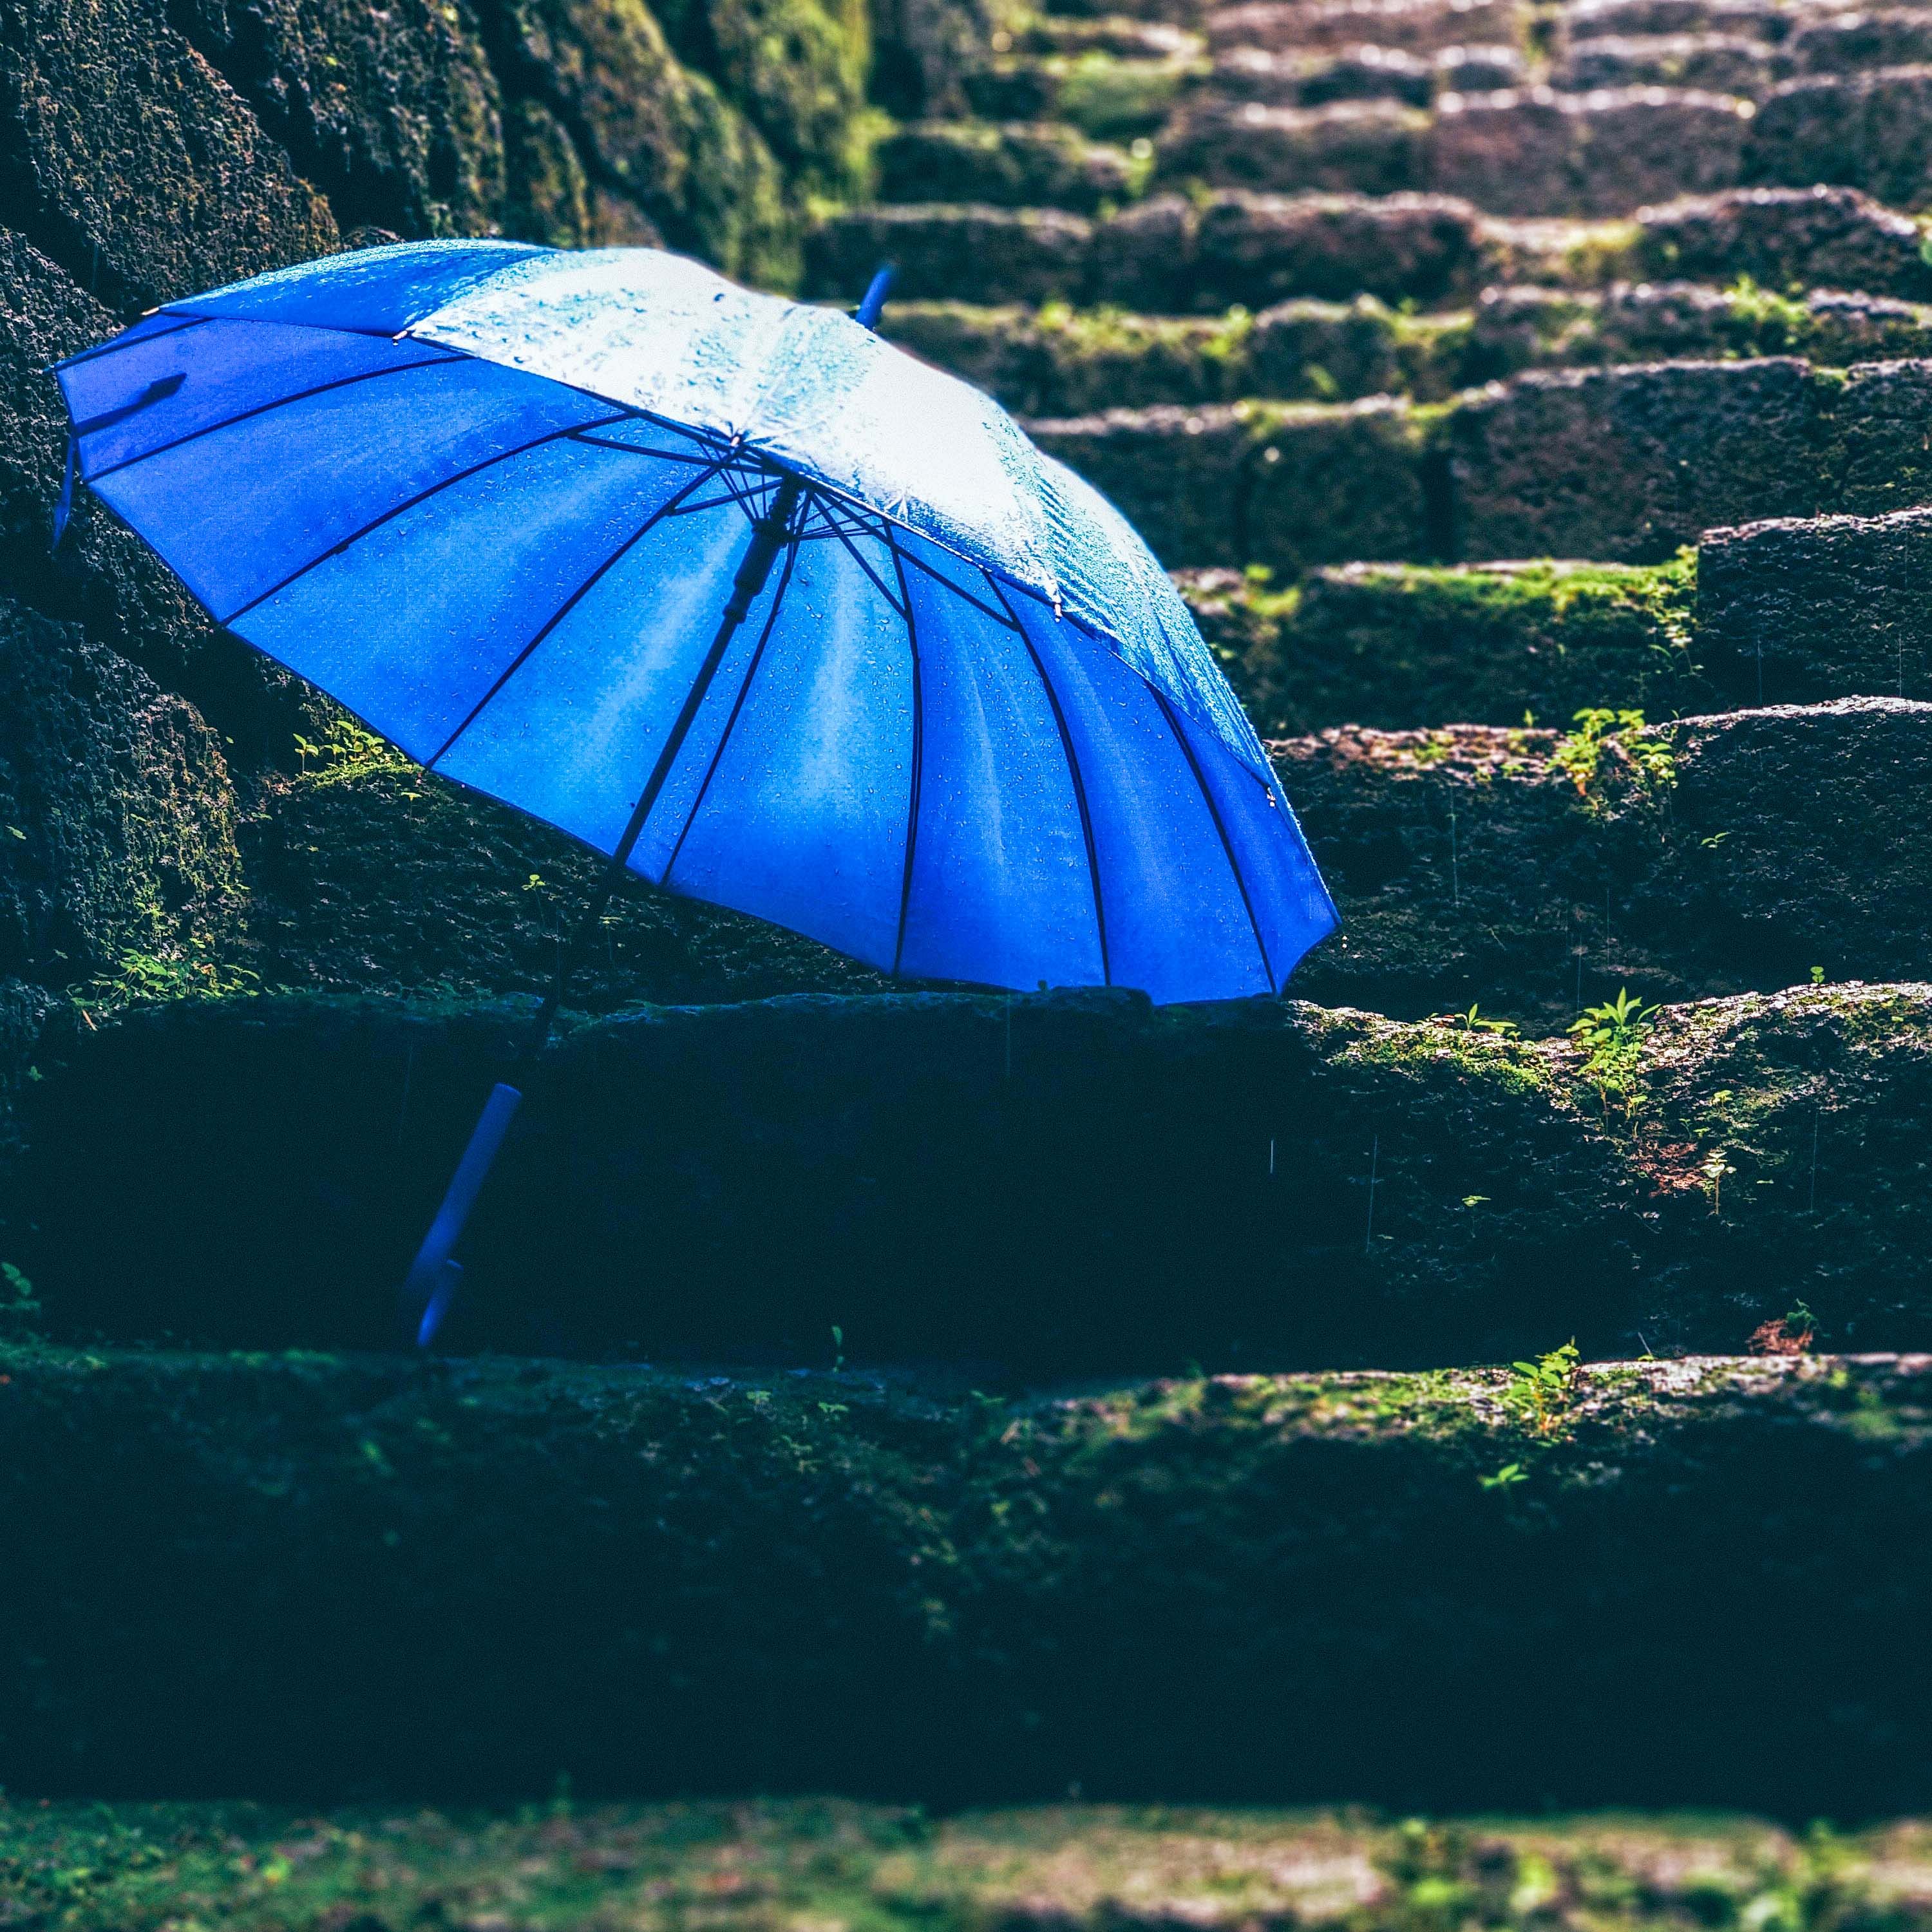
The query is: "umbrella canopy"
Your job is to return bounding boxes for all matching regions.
[55,240,1336,1005]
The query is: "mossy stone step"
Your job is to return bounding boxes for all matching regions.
[963,49,1198,138]
[0,1343,1926,1803]
[1027,354,1932,573]
[6,1801,1932,1927]
[806,185,1932,313]
[1206,0,1532,57]
[19,981,1932,1365]
[880,281,1932,420]
[1276,696,1932,1028]
[874,118,1146,211]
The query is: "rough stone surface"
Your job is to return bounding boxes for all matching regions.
[804,202,1092,302]
[240,760,886,1009]
[1632,186,1932,299]
[1094,189,1490,311]
[484,0,795,284]
[1444,357,1825,562]
[875,118,1135,210]
[0,598,243,989]
[171,0,507,236]
[1746,66,1932,210]
[1697,506,1932,704]
[1280,698,1932,1028]
[1785,8,1932,79]
[1027,397,1430,571]
[0,0,339,312]
[1206,0,1529,57]
[0,1346,1926,1808]
[1180,554,1706,736]
[1428,88,1752,219]
[1159,99,1428,196]
[21,983,1932,1370]
[1551,32,1774,94]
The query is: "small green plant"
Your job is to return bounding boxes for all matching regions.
[1479,1461,1528,1491]
[1567,988,1656,1120]
[77,942,261,1016]
[1810,965,1826,985]
[1443,1003,1519,1036]
[1,1260,42,1340]
[1552,708,1675,808]
[291,713,412,790]
[1701,1148,1735,1217]
[1502,1340,1581,1438]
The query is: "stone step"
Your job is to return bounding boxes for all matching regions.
[1697,504,1932,705]
[1785,8,1932,78]
[1748,65,1932,210]
[874,118,1146,211]
[1186,538,1932,732]
[1158,97,1434,195]
[1278,696,1932,1028]
[808,184,1932,311]
[963,50,1199,138]
[8,1805,1932,1928]
[1206,0,1533,56]
[1026,354,1932,572]
[1193,43,1526,107]
[1179,555,1702,733]
[1014,13,1205,57]
[1550,32,1777,94]
[0,1343,1926,1802]
[882,280,1932,416]
[21,984,1932,1370]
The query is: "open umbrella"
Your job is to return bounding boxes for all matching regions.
[53,240,1338,1340]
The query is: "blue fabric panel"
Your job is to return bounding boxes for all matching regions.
[892,533,1104,990]
[434,500,759,858]
[88,358,616,623]
[62,320,450,480]
[167,240,549,335]
[1012,594,1272,1004]
[235,439,704,767]
[1166,706,1340,986]
[665,529,914,972]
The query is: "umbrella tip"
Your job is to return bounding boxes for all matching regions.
[855,263,895,332]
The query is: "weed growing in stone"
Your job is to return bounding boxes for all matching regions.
[1568,988,1656,1121]
[1553,708,1675,811]
[1479,1461,1528,1490]
[77,942,261,1016]
[1503,1340,1581,1438]
[1444,1003,1519,1036]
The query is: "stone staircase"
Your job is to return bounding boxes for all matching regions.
[795,0,1932,1043]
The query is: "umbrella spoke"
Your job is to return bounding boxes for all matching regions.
[886,529,923,978]
[221,411,634,625]
[83,351,470,484]
[425,455,735,771]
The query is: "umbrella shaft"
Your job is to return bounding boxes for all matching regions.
[524,469,805,1059]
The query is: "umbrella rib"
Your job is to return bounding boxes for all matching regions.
[895,544,1019,631]
[220,410,634,624]
[82,353,471,483]
[54,313,211,372]
[656,531,801,886]
[824,521,907,620]
[885,530,923,977]
[987,574,1111,989]
[1150,688,1276,994]
[424,456,734,771]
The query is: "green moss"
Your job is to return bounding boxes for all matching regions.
[7,1799,1931,1932]
[1194,554,1704,739]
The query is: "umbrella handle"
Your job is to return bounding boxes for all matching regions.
[401,1081,522,1345]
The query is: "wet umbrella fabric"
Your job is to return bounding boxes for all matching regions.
[53,241,1338,1329]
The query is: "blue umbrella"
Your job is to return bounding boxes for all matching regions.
[53,242,1338,1339]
